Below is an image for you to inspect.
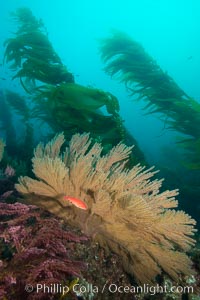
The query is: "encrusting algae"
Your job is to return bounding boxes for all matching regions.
[15,132,197,284]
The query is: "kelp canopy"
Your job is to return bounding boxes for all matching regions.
[4,7,74,89]
[99,30,200,169]
[3,8,146,165]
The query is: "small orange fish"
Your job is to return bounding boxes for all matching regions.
[64,196,87,210]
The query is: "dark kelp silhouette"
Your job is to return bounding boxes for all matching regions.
[0,90,34,174]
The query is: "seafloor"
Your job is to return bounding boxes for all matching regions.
[0,178,200,300]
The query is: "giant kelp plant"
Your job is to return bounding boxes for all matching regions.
[16,133,196,284]
[3,8,145,165]
[99,30,200,170]
[33,83,124,143]
[4,7,74,88]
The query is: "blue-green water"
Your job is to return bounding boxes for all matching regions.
[0,0,200,224]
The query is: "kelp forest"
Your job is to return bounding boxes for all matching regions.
[0,7,200,300]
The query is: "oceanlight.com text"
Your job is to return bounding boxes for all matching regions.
[103,283,194,295]
[26,282,194,296]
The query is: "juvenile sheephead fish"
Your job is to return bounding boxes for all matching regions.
[64,196,87,210]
